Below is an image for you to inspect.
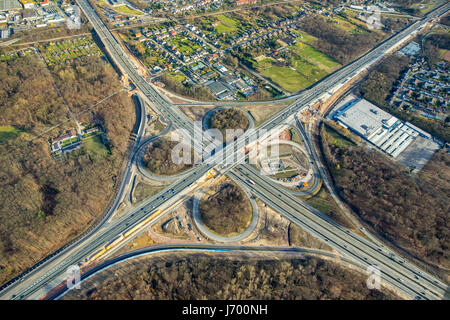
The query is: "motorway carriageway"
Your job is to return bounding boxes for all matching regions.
[228,165,448,300]
[48,244,381,300]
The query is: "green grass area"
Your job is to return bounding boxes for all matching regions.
[215,14,240,34]
[0,126,23,142]
[167,71,186,83]
[114,5,143,16]
[257,41,340,92]
[291,30,318,45]
[412,0,442,14]
[270,170,299,179]
[325,124,356,148]
[252,28,341,93]
[342,11,372,28]
[84,135,110,158]
[327,14,373,35]
[133,183,165,204]
[258,58,310,93]
[0,54,14,62]
[290,128,303,145]
[327,16,357,32]
[304,187,335,216]
[292,43,340,70]
[439,49,449,61]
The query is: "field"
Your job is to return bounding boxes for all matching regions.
[411,0,443,14]
[114,5,143,16]
[291,29,318,44]
[439,49,450,62]
[257,42,340,93]
[215,14,240,34]
[327,15,367,35]
[241,101,292,127]
[304,186,351,228]
[324,124,356,148]
[166,71,186,83]
[83,135,110,158]
[253,26,340,93]
[291,42,340,71]
[0,126,24,143]
[257,58,309,93]
[270,169,299,179]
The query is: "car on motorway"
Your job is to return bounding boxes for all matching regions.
[397,278,404,283]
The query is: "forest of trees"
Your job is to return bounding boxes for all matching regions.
[209,108,249,138]
[320,126,449,270]
[392,0,423,16]
[358,54,410,107]
[142,138,193,175]
[441,15,450,27]
[63,254,398,300]
[0,54,135,286]
[422,32,450,66]
[199,182,252,235]
[297,16,385,65]
[358,51,450,143]
[382,16,413,33]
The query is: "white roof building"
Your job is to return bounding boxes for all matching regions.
[335,98,431,158]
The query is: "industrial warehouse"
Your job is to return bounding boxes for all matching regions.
[331,95,442,170]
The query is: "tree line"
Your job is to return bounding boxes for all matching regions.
[62,253,398,300]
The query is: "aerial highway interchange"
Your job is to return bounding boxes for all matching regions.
[0,0,449,301]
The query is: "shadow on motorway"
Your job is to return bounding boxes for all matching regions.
[90,29,122,76]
